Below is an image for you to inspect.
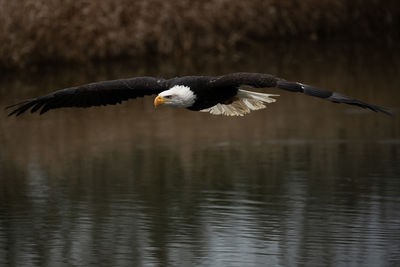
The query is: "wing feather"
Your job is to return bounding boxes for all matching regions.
[276,81,392,116]
[210,73,391,116]
[6,77,166,116]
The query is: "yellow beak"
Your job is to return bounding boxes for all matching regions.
[154,95,168,107]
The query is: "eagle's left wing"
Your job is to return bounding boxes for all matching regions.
[210,72,392,116]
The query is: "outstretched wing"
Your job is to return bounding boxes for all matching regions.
[210,72,392,116]
[6,77,167,116]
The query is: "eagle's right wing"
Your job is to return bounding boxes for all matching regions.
[6,77,167,116]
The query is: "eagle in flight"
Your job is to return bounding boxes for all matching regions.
[6,72,391,116]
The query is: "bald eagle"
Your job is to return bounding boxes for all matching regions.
[6,72,391,116]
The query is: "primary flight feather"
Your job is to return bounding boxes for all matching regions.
[6,72,391,116]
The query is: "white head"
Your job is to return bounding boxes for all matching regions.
[154,85,196,108]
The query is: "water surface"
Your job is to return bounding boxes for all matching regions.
[0,42,399,266]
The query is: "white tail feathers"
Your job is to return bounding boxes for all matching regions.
[200,89,279,116]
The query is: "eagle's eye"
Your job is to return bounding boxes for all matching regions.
[164,95,172,99]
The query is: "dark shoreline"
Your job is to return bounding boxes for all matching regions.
[0,0,399,69]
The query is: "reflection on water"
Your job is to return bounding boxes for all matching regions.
[0,42,399,266]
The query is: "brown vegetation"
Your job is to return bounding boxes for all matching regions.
[0,0,398,68]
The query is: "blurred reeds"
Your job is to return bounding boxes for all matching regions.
[0,0,398,68]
